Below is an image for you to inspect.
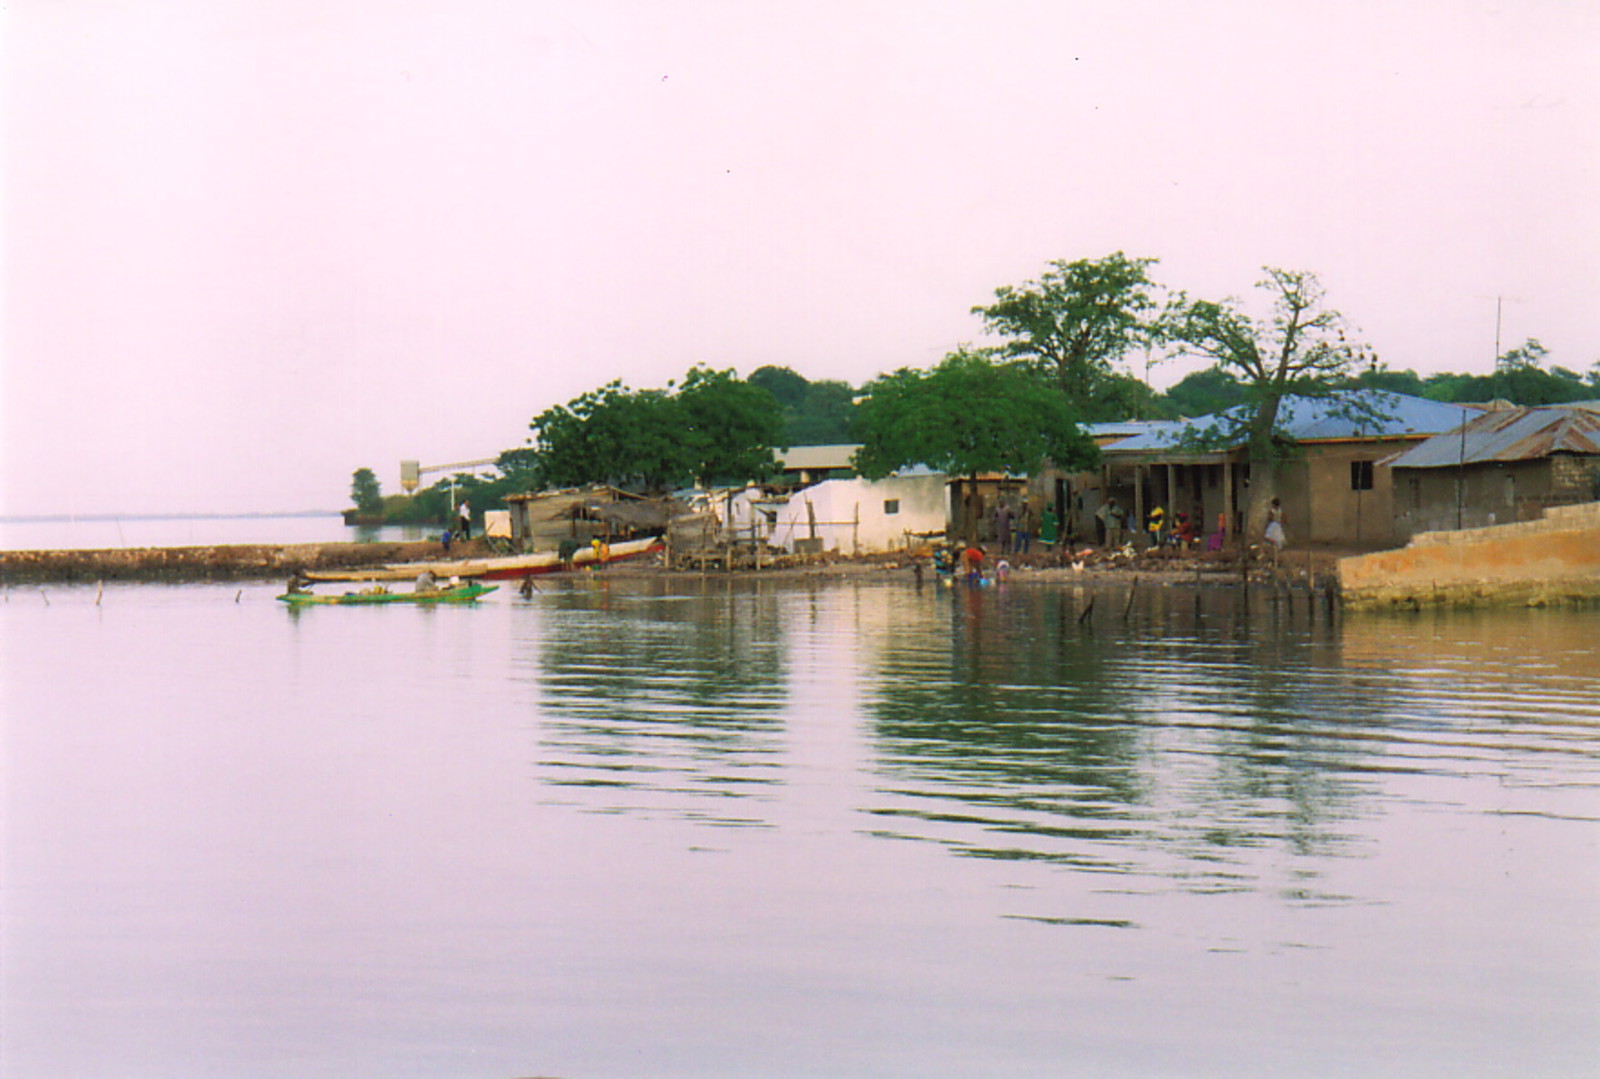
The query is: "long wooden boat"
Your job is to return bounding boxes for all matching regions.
[303,535,663,583]
[277,582,498,606]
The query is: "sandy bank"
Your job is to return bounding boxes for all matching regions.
[1,538,1350,591]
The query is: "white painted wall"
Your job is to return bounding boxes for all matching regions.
[769,475,948,554]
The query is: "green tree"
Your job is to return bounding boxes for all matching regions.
[973,252,1169,419]
[350,468,384,516]
[496,447,540,477]
[851,350,1099,519]
[675,365,784,485]
[1419,340,1594,406]
[748,365,858,445]
[746,365,810,411]
[1170,268,1373,540]
[529,381,686,491]
[1347,363,1428,397]
[1161,366,1247,417]
[527,367,784,492]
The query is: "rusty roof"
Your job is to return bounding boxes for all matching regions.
[1388,404,1600,469]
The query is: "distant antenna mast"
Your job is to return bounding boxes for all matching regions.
[1458,296,1505,530]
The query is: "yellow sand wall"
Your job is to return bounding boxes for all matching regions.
[1338,502,1600,608]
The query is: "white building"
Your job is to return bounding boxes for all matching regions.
[769,473,947,554]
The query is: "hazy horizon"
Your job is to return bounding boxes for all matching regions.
[5,1,1596,518]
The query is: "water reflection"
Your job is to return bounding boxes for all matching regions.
[522,578,1600,909]
[528,579,790,825]
[860,585,1600,906]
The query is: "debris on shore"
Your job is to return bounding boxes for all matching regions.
[1,535,1345,595]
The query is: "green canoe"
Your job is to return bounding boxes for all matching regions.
[276,582,498,606]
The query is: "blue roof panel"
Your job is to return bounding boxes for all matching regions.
[1107,391,1475,451]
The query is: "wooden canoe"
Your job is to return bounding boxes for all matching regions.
[277,582,499,606]
[303,535,663,583]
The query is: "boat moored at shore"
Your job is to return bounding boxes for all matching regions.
[301,535,663,583]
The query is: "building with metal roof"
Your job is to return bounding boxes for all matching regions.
[1088,391,1481,549]
[1106,391,1477,452]
[1388,404,1600,539]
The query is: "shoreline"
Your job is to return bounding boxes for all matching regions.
[0,540,449,585]
[0,537,1345,590]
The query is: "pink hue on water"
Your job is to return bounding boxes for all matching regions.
[4,578,1598,1076]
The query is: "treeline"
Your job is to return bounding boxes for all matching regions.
[351,253,1596,525]
[1164,342,1599,419]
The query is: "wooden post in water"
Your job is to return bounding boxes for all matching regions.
[1124,576,1138,620]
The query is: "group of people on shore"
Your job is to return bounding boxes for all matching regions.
[440,500,475,552]
[1091,497,1287,555]
[988,499,1063,555]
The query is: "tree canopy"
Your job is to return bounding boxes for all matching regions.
[973,252,1169,419]
[748,365,857,445]
[675,366,787,484]
[850,350,1099,481]
[1169,268,1374,536]
[527,366,783,492]
[349,468,384,516]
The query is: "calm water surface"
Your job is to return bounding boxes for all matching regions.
[4,577,1598,1077]
[0,513,428,551]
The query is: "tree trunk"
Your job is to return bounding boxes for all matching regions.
[1243,393,1284,544]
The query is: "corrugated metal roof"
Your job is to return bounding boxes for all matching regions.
[1389,405,1600,469]
[1106,391,1477,452]
[1086,419,1189,444]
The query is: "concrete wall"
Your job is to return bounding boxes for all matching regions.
[770,474,947,554]
[1338,501,1600,608]
[1392,455,1600,543]
[1300,444,1398,547]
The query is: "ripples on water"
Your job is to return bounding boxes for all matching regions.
[4,577,1598,1077]
[527,581,1600,905]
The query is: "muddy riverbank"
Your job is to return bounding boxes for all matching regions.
[0,540,454,585]
[0,537,1348,592]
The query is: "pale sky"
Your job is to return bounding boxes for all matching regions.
[4,0,1596,516]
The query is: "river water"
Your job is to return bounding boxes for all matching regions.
[3,577,1597,1077]
[0,513,428,551]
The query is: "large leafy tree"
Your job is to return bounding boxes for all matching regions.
[748,364,857,445]
[529,381,687,491]
[674,366,784,485]
[972,252,1169,419]
[1163,366,1248,417]
[1169,268,1373,539]
[851,348,1099,483]
[527,367,782,492]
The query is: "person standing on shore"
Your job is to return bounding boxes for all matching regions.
[1264,498,1287,562]
[457,500,472,540]
[1015,502,1034,555]
[1096,498,1125,548]
[994,501,1014,554]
